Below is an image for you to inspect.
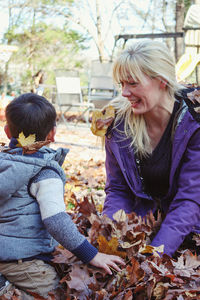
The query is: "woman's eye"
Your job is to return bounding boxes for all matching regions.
[118,81,138,88]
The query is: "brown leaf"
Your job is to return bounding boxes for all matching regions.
[51,246,74,264]
[94,289,109,299]
[145,210,162,234]
[26,290,46,299]
[192,233,200,246]
[123,289,133,300]
[66,264,95,292]
[0,142,9,152]
[152,282,169,300]
[187,89,200,104]
[22,140,50,154]
[75,196,97,217]
[126,257,145,286]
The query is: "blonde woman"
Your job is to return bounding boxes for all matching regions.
[103,40,200,256]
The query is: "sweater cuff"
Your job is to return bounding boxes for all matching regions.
[72,239,98,263]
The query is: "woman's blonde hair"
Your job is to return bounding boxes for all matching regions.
[111,39,184,157]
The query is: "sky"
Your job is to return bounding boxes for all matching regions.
[0,0,150,59]
[0,0,176,61]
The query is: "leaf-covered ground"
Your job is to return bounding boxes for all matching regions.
[0,122,200,300]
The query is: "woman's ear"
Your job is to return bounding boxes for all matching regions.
[160,80,167,89]
[158,77,167,89]
[4,124,12,139]
[46,126,56,142]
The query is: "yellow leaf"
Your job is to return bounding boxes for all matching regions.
[17,132,36,147]
[91,105,115,137]
[97,235,126,258]
[65,183,80,192]
[139,244,164,257]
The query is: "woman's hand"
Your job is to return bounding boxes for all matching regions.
[89,252,125,275]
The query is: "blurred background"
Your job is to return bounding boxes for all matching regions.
[0,0,198,118]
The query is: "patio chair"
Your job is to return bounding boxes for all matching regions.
[54,69,94,125]
[88,61,117,109]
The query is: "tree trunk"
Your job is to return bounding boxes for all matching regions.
[95,0,105,62]
[175,0,185,61]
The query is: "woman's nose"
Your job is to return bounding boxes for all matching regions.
[122,84,131,97]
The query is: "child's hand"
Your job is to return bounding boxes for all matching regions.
[89,252,125,275]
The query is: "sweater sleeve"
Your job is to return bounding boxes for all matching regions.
[151,129,200,256]
[30,169,98,263]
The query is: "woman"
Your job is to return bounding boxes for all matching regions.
[103,40,200,257]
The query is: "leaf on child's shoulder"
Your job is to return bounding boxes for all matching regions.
[15,131,50,154]
[22,140,50,154]
[17,132,36,147]
[97,235,126,258]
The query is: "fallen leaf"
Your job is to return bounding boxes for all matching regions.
[192,233,200,246]
[139,244,164,257]
[152,282,169,300]
[126,257,145,285]
[75,196,97,217]
[66,264,95,292]
[17,132,35,147]
[123,289,133,300]
[172,251,200,277]
[113,209,127,223]
[187,89,200,104]
[52,246,74,264]
[97,235,126,258]
[91,105,115,136]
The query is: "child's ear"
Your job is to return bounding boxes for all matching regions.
[4,124,12,139]
[46,127,56,142]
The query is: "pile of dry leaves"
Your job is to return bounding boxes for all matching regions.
[50,195,200,300]
[4,198,200,300]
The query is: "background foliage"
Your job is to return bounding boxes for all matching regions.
[0,1,194,97]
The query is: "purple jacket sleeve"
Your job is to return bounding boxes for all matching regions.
[151,129,200,256]
[103,138,136,219]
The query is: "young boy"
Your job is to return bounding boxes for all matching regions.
[0,93,124,298]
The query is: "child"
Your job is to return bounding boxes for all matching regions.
[0,93,125,298]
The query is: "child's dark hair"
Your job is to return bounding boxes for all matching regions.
[6,93,56,141]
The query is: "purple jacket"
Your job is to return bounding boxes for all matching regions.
[103,97,200,256]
